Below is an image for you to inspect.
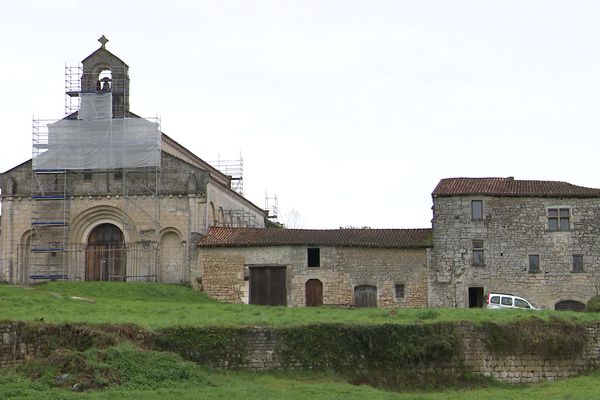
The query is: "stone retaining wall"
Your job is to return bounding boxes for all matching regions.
[2,321,600,384]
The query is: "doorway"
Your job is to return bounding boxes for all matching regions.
[85,223,125,281]
[305,279,323,306]
[249,266,287,306]
[354,285,377,307]
[468,286,484,308]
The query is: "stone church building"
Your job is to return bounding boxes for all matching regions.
[0,38,265,285]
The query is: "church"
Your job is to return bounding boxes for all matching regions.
[0,37,266,285]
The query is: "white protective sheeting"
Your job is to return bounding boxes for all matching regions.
[78,92,113,120]
[33,93,161,170]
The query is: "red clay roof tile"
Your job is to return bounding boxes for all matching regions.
[432,177,600,198]
[198,227,432,248]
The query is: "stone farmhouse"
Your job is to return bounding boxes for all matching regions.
[429,177,600,311]
[195,227,430,307]
[2,40,600,312]
[0,38,265,285]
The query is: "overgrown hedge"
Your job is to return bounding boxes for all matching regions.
[153,327,249,367]
[277,323,461,370]
[481,317,587,359]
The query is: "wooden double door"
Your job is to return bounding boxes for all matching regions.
[249,266,287,306]
[85,224,125,281]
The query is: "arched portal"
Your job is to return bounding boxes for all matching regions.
[555,300,586,312]
[85,223,125,281]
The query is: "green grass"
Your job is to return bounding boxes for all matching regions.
[0,282,597,329]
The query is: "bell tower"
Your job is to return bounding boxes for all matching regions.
[77,35,130,117]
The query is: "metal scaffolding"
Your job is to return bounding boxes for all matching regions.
[25,66,162,284]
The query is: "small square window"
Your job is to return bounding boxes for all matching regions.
[307,248,320,267]
[573,254,584,273]
[395,284,405,300]
[472,240,484,267]
[83,170,92,181]
[529,255,540,273]
[114,171,123,181]
[471,200,483,220]
[548,207,570,231]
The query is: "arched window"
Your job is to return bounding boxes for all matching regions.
[98,69,112,91]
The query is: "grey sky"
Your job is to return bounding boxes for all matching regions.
[1,1,599,228]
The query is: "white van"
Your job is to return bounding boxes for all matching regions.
[486,293,537,310]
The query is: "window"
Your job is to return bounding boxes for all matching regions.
[114,170,123,181]
[395,284,405,300]
[83,170,92,182]
[501,296,513,306]
[472,240,484,266]
[573,254,584,273]
[471,200,483,220]
[529,255,540,273]
[490,296,500,304]
[514,298,531,309]
[548,208,570,230]
[307,248,320,267]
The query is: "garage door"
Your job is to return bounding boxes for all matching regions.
[249,266,287,306]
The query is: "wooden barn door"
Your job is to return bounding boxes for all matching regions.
[305,279,323,306]
[354,285,377,307]
[86,224,125,281]
[249,266,287,306]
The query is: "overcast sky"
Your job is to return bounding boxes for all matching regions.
[1,1,600,229]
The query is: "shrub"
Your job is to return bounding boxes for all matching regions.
[587,295,600,313]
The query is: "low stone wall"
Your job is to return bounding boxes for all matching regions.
[2,321,600,384]
[0,322,28,368]
[460,322,600,383]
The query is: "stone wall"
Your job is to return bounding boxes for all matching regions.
[0,322,28,368]
[3,322,600,384]
[429,195,600,308]
[196,245,428,307]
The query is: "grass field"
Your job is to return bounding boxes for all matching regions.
[2,282,600,399]
[0,281,597,329]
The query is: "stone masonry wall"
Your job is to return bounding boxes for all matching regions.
[196,245,428,307]
[429,195,600,308]
[0,193,205,284]
[3,322,600,384]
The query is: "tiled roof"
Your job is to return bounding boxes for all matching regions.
[432,177,600,198]
[198,227,432,248]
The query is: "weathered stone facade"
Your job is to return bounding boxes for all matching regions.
[429,178,600,309]
[196,229,430,307]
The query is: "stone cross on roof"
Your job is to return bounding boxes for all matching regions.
[98,35,109,49]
